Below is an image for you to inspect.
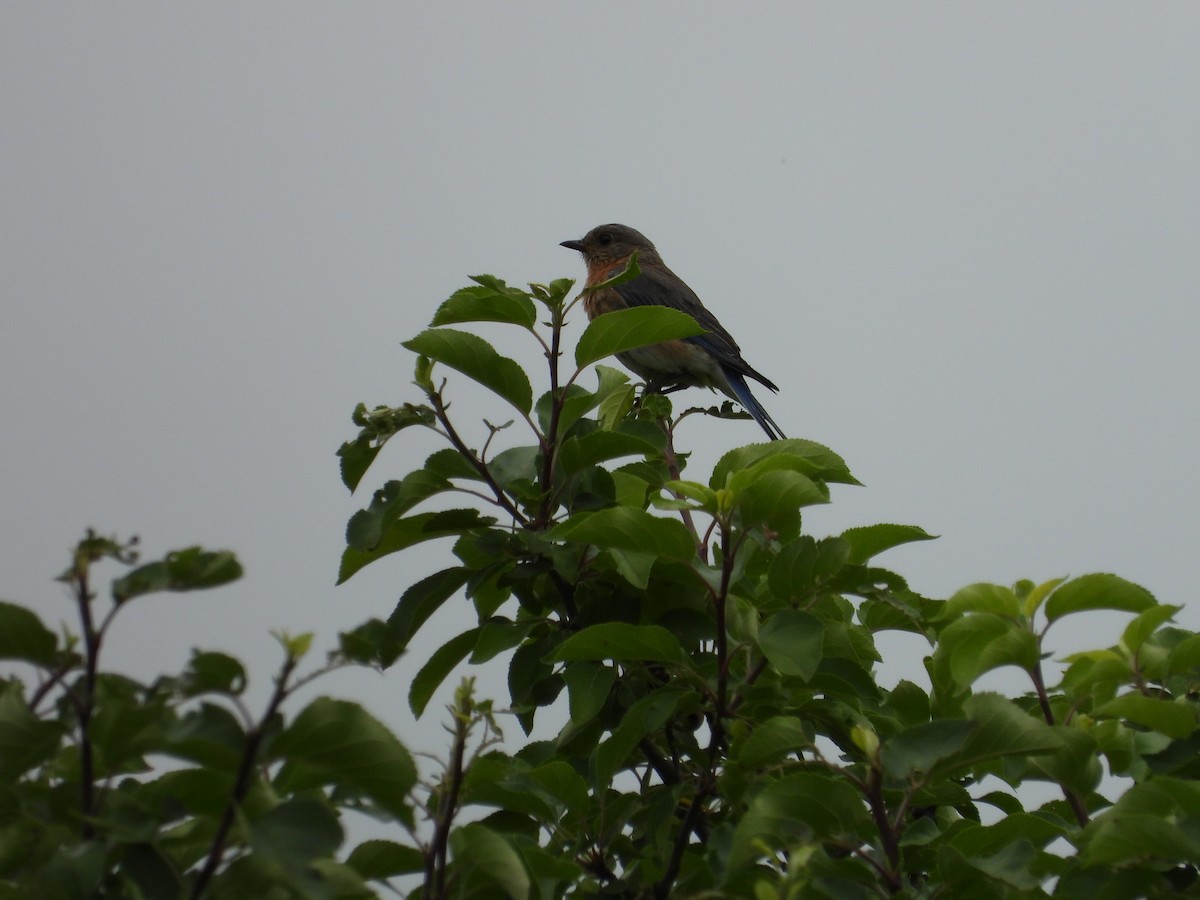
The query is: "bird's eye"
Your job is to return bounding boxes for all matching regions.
[598,232,613,246]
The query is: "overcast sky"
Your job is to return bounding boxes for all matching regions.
[3,4,1198,765]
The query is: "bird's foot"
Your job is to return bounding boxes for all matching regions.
[643,379,688,397]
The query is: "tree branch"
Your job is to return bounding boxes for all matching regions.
[190,653,298,898]
[425,686,474,899]
[1029,657,1090,827]
[429,387,529,527]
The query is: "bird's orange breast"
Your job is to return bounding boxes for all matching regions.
[584,256,629,287]
[583,286,627,320]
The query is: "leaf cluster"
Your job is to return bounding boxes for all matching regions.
[0,532,420,898]
[4,269,1198,899]
[328,274,1200,897]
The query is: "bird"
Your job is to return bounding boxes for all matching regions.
[560,223,785,440]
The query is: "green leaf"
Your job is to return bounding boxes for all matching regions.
[737,716,811,768]
[489,444,540,491]
[563,662,616,731]
[726,450,827,495]
[247,795,343,864]
[1122,604,1181,654]
[886,679,931,727]
[611,471,651,510]
[388,567,470,650]
[276,630,314,660]
[726,773,869,875]
[1020,576,1067,618]
[937,693,1062,775]
[111,547,242,603]
[839,523,937,565]
[553,623,686,665]
[941,840,1043,891]
[583,250,642,291]
[90,689,173,774]
[859,593,926,635]
[431,278,537,328]
[345,471,454,551]
[536,384,597,437]
[1094,693,1198,739]
[574,306,707,369]
[425,446,485,481]
[338,617,406,669]
[659,479,719,513]
[403,328,533,414]
[1168,634,1200,675]
[449,823,531,900]
[272,697,416,818]
[462,756,557,821]
[1028,726,1102,796]
[1044,573,1156,623]
[467,616,531,664]
[338,402,436,491]
[597,382,637,430]
[941,583,1022,620]
[182,650,247,696]
[1080,778,1200,866]
[340,423,382,495]
[346,839,424,880]
[0,600,57,665]
[594,687,691,787]
[594,363,631,398]
[338,509,493,583]
[530,276,576,306]
[559,430,660,475]
[881,720,975,781]
[1058,649,1130,700]
[546,507,695,560]
[519,846,583,889]
[1084,813,1200,868]
[737,469,827,532]
[931,614,1039,691]
[0,684,63,779]
[528,761,590,818]
[409,629,480,717]
[756,610,824,681]
[949,813,1069,857]
[161,702,246,770]
[711,438,859,490]
[34,842,108,898]
[608,548,658,589]
[767,537,849,602]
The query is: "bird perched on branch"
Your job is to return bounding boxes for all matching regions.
[560,223,785,440]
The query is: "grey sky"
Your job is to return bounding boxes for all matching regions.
[3,4,1198,763]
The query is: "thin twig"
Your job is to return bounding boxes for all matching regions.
[425,700,472,899]
[534,303,565,531]
[654,769,710,899]
[1028,658,1090,827]
[429,388,528,527]
[70,565,99,838]
[728,656,770,714]
[658,416,704,560]
[864,766,903,892]
[190,653,298,898]
[638,737,680,786]
[28,659,76,714]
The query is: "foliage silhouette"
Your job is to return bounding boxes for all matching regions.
[1,268,1197,897]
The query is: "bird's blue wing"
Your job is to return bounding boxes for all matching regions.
[724,370,786,440]
[613,266,780,392]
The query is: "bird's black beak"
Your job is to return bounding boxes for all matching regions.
[560,239,585,252]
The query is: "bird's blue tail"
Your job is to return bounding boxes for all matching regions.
[724,370,786,440]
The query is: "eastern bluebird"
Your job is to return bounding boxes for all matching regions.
[560,224,785,440]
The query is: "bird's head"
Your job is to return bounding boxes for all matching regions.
[560,224,661,268]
